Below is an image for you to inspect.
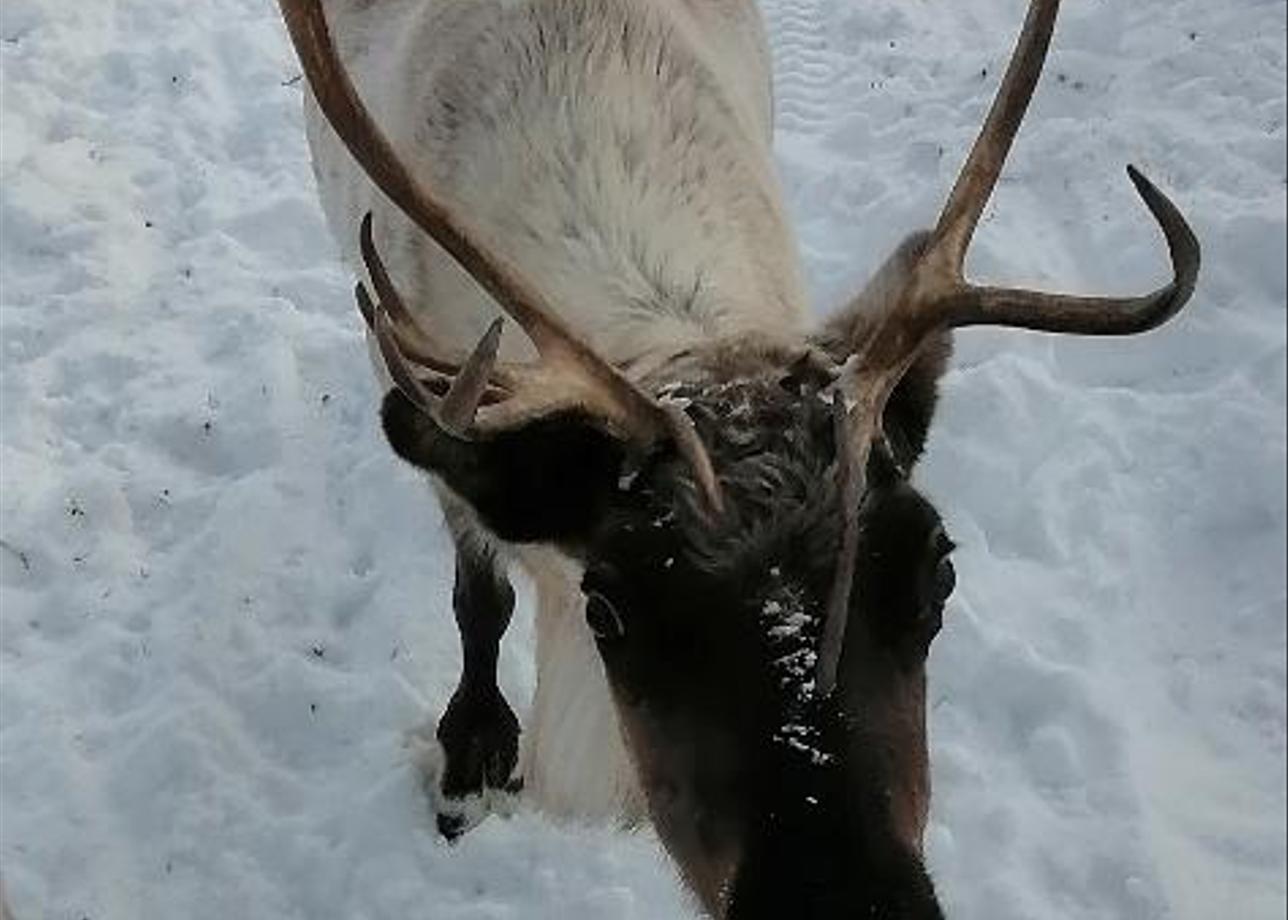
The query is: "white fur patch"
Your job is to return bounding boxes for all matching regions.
[519,550,646,825]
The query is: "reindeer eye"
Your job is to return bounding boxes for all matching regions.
[585,591,626,641]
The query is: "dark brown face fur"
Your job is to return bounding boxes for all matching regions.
[381,340,953,918]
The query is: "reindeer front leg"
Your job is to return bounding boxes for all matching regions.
[423,496,522,841]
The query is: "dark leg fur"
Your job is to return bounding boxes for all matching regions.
[432,501,522,840]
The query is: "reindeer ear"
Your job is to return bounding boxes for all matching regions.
[381,390,627,545]
[814,231,952,470]
[880,331,951,469]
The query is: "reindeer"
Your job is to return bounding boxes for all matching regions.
[279,0,1198,914]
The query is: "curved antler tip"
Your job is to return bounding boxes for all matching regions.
[438,318,506,432]
[372,303,437,414]
[1124,163,1201,311]
[359,210,375,244]
[354,281,375,329]
[1125,163,1162,200]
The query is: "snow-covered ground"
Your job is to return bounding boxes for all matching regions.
[1,0,1283,917]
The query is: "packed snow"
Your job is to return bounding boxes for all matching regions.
[1,0,1284,918]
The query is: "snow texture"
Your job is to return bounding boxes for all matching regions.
[1,1,1284,918]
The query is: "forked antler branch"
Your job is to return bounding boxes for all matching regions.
[816,0,1201,695]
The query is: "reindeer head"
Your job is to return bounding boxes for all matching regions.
[282,0,1198,915]
[375,320,954,911]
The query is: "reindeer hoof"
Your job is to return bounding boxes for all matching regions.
[434,797,486,843]
[437,686,521,796]
[412,687,522,840]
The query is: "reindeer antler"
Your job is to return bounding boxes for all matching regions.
[278,0,722,511]
[816,0,1201,695]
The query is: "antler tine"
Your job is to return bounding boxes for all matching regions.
[358,280,509,402]
[359,213,419,334]
[933,0,1059,271]
[439,318,505,431]
[357,213,519,388]
[960,165,1200,334]
[354,280,376,329]
[359,213,472,374]
[372,303,440,417]
[373,303,506,434]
